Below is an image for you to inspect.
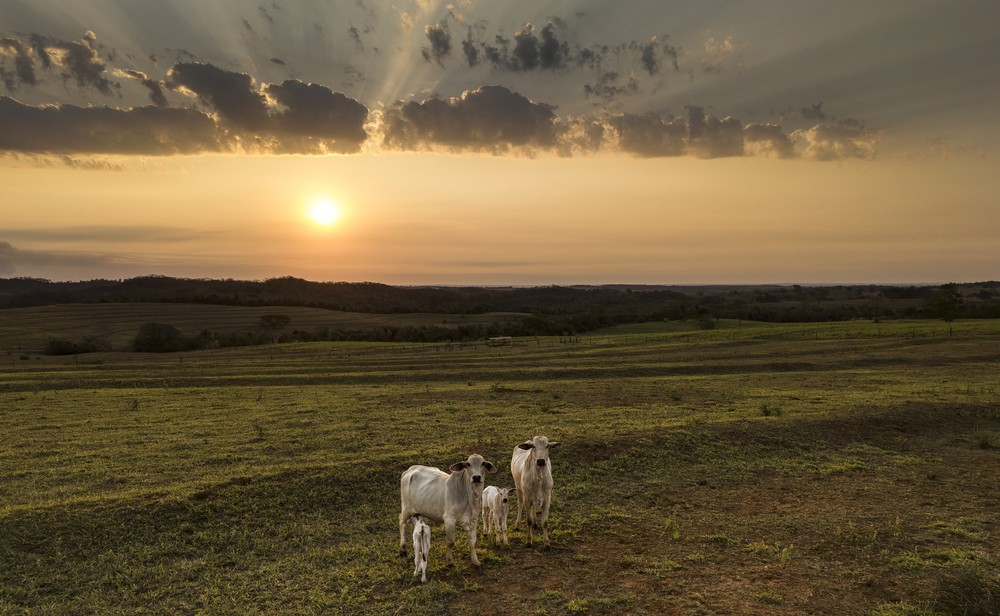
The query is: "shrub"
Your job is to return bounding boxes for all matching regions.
[132,322,191,353]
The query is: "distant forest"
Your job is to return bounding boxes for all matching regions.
[3,277,999,337]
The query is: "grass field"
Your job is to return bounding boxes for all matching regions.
[1,318,998,614]
[0,302,527,352]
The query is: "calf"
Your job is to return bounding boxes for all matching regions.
[481,486,512,546]
[511,436,560,548]
[399,453,496,566]
[408,515,431,583]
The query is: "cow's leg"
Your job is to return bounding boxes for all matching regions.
[468,522,480,566]
[501,514,509,546]
[514,495,524,530]
[525,507,535,547]
[540,495,552,548]
[399,510,410,557]
[445,520,456,566]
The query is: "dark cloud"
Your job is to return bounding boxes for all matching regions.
[0,96,224,155]
[801,102,827,121]
[382,85,557,153]
[685,105,744,158]
[583,71,639,102]
[605,109,798,159]
[270,57,285,66]
[607,113,687,157]
[120,69,167,107]
[511,24,541,70]
[27,32,116,95]
[166,64,369,153]
[507,23,568,71]
[265,79,368,152]
[422,22,451,65]
[538,23,568,69]
[167,62,270,130]
[0,37,37,89]
[348,26,362,50]
[462,29,480,67]
[639,40,658,75]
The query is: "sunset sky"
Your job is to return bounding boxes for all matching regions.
[1,0,998,285]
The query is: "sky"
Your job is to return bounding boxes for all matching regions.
[1,0,998,285]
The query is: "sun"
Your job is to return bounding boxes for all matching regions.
[308,199,342,227]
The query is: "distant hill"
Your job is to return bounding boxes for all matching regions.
[1,277,998,354]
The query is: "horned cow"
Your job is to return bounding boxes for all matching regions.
[511,435,560,548]
[399,453,496,567]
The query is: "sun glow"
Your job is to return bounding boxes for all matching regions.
[308,199,342,227]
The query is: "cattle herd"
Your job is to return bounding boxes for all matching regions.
[398,435,560,583]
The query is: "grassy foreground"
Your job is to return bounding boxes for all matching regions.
[0,319,998,614]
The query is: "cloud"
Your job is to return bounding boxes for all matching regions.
[606,112,687,157]
[0,240,117,275]
[167,62,270,130]
[583,71,639,102]
[118,69,167,107]
[58,155,125,171]
[1,226,216,243]
[792,124,879,161]
[0,37,37,90]
[685,105,744,158]
[604,109,799,159]
[0,96,224,155]
[381,85,557,153]
[701,35,738,74]
[471,22,569,71]
[422,21,451,65]
[461,28,480,67]
[801,102,827,121]
[743,123,795,158]
[29,31,117,95]
[264,79,369,152]
[0,62,370,156]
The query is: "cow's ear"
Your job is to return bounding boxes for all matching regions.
[517,443,534,450]
[449,461,470,472]
[549,441,561,449]
[483,461,497,473]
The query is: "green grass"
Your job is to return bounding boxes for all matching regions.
[1,319,999,613]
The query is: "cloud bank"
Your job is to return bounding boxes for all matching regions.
[0,29,877,161]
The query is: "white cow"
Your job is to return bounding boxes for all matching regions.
[399,453,496,567]
[408,514,431,583]
[511,435,560,548]
[480,486,512,546]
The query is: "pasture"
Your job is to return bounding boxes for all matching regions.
[1,318,998,614]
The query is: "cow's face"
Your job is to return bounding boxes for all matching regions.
[449,453,496,485]
[498,487,510,504]
[518,435,561,469]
